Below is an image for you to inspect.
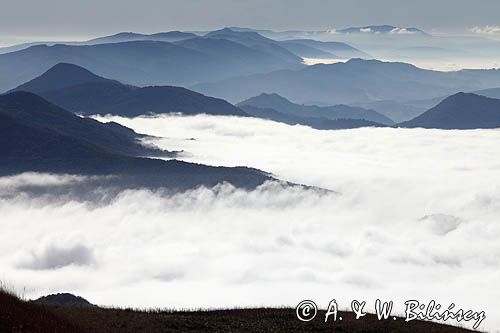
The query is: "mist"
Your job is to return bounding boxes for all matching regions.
[2,115,500,331]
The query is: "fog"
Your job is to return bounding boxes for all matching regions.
[2,115,500,331]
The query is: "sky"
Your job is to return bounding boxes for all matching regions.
[0,0,500,43]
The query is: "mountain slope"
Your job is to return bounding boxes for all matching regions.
[0,92,172,157]
[238,93,394,124]
[12,63,247,117]
[0,92,272,190]
[193,59,500,105]
[400,92,500,129]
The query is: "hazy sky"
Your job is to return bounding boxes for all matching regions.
[1,0,499,42]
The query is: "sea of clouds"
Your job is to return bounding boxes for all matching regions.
[2,115,500,330]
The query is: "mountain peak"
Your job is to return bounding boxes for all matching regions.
[12,63,114,94]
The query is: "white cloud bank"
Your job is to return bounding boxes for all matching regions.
[2,115,500,331]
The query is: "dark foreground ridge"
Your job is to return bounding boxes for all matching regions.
[0,291,477,333]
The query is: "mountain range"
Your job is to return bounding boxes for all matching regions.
[0,33,305,92]
[12,63,247,117]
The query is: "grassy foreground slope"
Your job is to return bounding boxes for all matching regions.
[0,291,477,333]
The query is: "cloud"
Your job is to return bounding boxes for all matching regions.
[469,25,500,35]
[2,115,500,330]
[390,27,417,35]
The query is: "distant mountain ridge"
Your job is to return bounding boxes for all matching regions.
[238,93,393,124]
[12,63,248,117]
[400,92,500,129]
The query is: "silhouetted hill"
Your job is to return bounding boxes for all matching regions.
[13,63,247,117]
[193,59,500,105]
[238,93,394,124]
[241,105,386,130]
[0,92,272,189]
[400,92,500,129]
[0,39,304,92]
[0,92,171,157]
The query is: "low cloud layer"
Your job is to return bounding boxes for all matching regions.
[470,25,500,35]
[2,115,500,330]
